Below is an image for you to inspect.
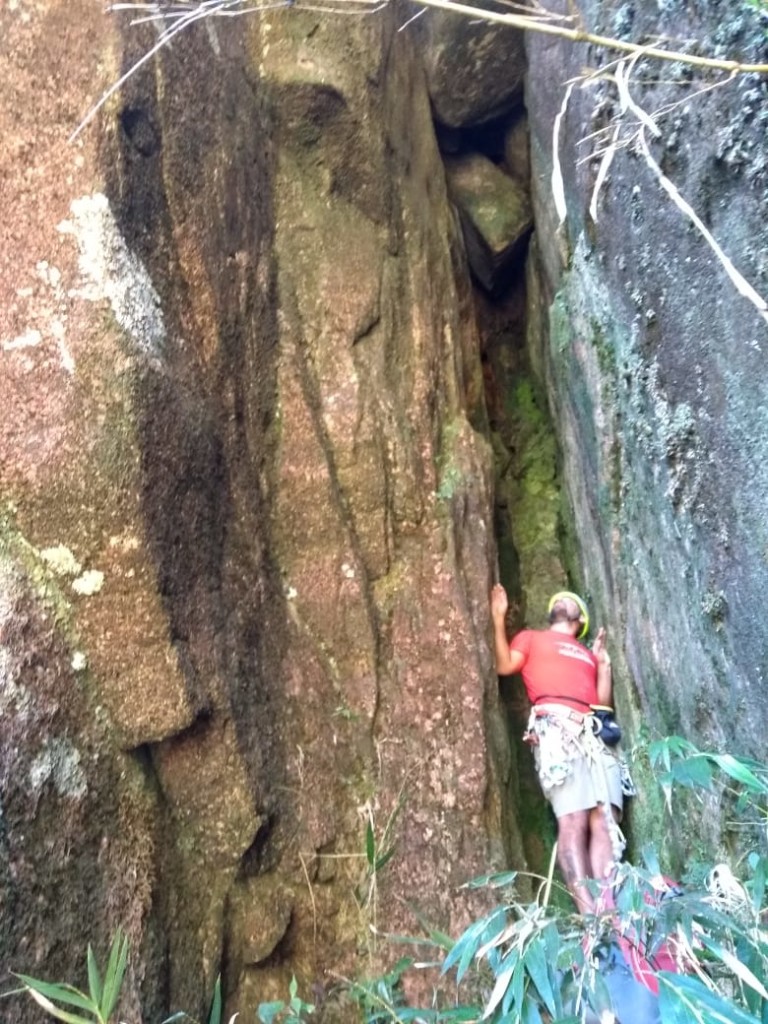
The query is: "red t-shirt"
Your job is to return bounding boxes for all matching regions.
[510,628,598,711]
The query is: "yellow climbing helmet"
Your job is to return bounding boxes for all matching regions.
[547,590,590,640]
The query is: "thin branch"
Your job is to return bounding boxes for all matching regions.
[298,851,318,951]
[71,0,768,140]
[70,1,219,140]
[637,128,768,324]
[410,0,768,73]
[616,57,662,136]
[398,5,427,29]
[649,68,739,121]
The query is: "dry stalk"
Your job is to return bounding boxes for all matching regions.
[554,50,768,323]
[298,851,319,952]
[71,0,768,140]
[410,0,768,74]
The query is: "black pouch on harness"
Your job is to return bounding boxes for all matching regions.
[590,705,622,746]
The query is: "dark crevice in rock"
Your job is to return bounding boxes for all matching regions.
[436,106,526,163]
[435,103,575,882]
[120,104,161,158]
[238,814,280,879]
[438,107,532,296]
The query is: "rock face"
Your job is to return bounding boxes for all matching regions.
[445,153,533,292]
[524,0,768,858]
[3,0,767,1015]
[1,2,524,1020]
[419,3,525,128]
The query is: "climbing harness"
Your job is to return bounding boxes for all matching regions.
[525,703,634,863]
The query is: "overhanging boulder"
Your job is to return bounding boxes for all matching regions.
[445,152,533,291]
[420,4,526,128]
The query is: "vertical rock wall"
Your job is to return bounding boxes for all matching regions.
[525,0,768,860]
[233,9,524,1011]
[1,2,524,1019]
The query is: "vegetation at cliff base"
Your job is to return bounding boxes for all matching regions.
[8,736,768,1024]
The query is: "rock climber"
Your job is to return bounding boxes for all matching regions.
[490,584,633,915]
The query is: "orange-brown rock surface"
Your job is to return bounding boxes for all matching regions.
[0,3,524,1019]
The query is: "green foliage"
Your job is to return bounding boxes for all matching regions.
[355,794,406,914]
[8,942,313,1024]
[8,740,768,1024]
[160,976,231,1024]
[345,957,414,1022]
[648,734,768,827]
[346,740,768,1024]
[256,976,315,1023]
[10,929,129,1024]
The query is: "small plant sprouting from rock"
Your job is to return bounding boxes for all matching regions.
[6,941,314,1024]
[8,928,129,1024]
[256,976,315,1024]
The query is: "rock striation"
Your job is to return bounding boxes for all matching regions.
[0,1,525,1019]
[2,0,767,1017]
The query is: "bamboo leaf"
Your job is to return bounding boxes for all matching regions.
[640,844,662,877]
[493,1014,518,1024]
[670,753,713,790]
[463,871,518,891]
[507,960,524,1016]
[658,972,762,1024]
[22,987,96,1024]
[523,937,557,1018]
[749,854,766,911]
[520,998,544,1024]
[374,847,396,873]
[15,976,98,1016]
[365,820,376,867]
[649,735,695,769]
[481,958,515,1019]
[588,124,619,223]
[476,918,526,961]
[710,754,768,794]
[426,928,454,951]
[100,930,129,1021]
[400,902,454,950]
[615,57,661,135]
[698,935,768,999]
[588,967,617,1021]
[442,907,505,981]
[86,947,102,1008]
[208,976,223,1024]
[551,82,575,225]
[257,1001,285,1024]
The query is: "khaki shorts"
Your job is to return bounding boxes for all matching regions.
[529,706,624,818]
[537,744,624,818]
